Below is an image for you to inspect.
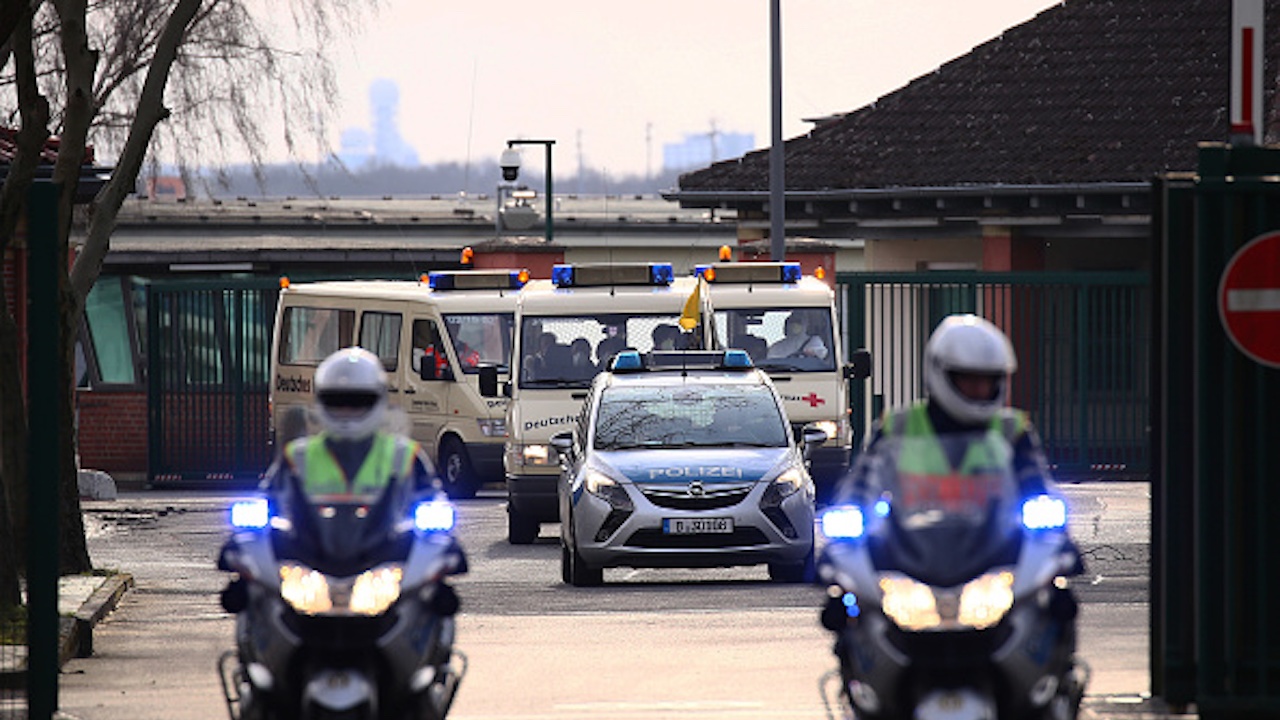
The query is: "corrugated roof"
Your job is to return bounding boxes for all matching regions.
[679,0,1279,193]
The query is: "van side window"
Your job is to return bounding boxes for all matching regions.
[359,312,402,371]
[412,319,451,380]
[278,307,355,365]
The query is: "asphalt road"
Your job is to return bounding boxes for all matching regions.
[55,481,1154,720]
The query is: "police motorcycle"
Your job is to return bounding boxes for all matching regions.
[815,432,1088,720]
[216,476,467,720]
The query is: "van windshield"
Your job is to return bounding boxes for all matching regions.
[714,308,836,372]
[518,313,699,388]
[443,313,515,373]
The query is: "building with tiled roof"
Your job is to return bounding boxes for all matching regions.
[666,0,1280,272]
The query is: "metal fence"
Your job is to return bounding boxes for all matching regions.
[837,270,1152,480]
[146,280,279,484]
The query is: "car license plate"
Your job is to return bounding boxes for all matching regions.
[663,517,733,534]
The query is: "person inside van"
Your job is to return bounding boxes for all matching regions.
[651,323,680,351]
[413,321,451,380]
[767,311,829,360]
[596,335,626,371]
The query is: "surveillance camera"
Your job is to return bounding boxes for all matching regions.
[499,148,521,182]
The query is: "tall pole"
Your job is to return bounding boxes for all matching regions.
[769,0,785,260]
[508,139,556,244]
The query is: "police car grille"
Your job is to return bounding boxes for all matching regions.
[624,527,770,549]
[639,484,752,510]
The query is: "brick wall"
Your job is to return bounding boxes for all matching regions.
[76,390,148,473]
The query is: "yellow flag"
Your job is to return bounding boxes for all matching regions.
[678,280,701,331]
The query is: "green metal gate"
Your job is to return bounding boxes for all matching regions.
[146,279,279,484]
[836,271,1151,479]
[1155,144,1280,717]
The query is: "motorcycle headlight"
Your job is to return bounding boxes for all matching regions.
[350,566,404,616]
[878,571,1015,631]
[957,571,1014,629]
[279,564,332,615]
[878,575,940,631]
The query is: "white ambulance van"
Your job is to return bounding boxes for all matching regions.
[698,261,869,502]
[478,262,710,544]
[270,269,527,498]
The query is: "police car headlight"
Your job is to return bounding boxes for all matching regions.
[770,467,806,498]
[522,444,551,465]
[761,467,808,508]
[584,470,634,510]
[478,418,507,437]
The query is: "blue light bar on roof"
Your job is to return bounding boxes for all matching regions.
[429,270,529,290]
[692,262,803,283]
[610,350,644,371]
[551,263,675,288]
[551,264,575,287]
[722,349,752,368]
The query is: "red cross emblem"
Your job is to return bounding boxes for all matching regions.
[802,392,826,407]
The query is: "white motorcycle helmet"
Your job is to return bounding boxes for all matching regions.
[923,314,1018,425]
[314,347,389,441]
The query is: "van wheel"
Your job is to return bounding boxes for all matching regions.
[507,508,539,545]
[438,438,479,499]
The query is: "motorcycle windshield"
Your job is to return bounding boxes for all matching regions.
[277,479,411,574]
[867,432,1020,587]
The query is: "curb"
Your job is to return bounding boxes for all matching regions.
[0,573,133,689]
[68,573,134,661]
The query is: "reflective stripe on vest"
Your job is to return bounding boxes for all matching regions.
[286,432,417,496]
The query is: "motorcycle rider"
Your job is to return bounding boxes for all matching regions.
[833,313,1058,504]
[269,346,441,503]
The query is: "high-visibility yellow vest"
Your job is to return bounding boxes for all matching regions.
[880,402,1025,510]
[285,432,419,497]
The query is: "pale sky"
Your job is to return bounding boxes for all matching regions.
[328,1,1063,178]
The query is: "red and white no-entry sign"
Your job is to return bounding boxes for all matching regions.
[1219,230,1280,368]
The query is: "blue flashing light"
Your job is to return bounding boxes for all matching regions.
[874,499,891,517]
[414,500,457,533]
[649,263,674,285]
[508,270,529,289]
[551,265,575,287]
[693,264,712,279]
[722,349,753,368]
[821,505,865,539]
[781,262,802,283]
[842,592,861,618]
[427,272,453,290]
[610,350,644,371]
[230,498,270,529]
[1021,494,1067,531]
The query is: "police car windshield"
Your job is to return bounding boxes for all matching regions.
[593,385,788,450]
[518,313,698,388]
[714,308,835,372]
[443,313,514,373]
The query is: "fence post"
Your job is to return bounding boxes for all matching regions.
[25,181,61,719]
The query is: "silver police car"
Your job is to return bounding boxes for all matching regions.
[550,350,824,586]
